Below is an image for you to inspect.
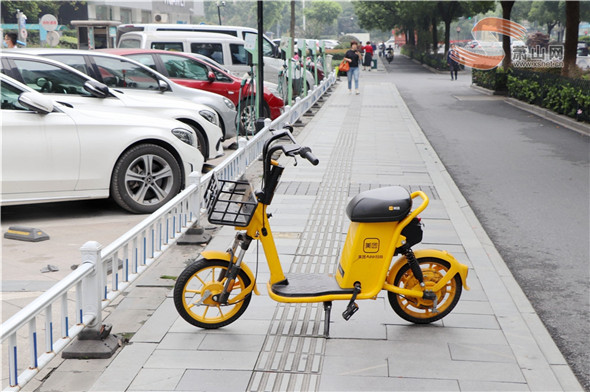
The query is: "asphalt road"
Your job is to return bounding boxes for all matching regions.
[384,54,590,390]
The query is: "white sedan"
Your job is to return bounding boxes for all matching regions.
[1,74,204,214]
[0,52,224,160]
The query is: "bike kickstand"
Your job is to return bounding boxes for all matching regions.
[323,301,332,338]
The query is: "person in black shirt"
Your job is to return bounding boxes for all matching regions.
[343,41,361,94]
[447,44,460,80]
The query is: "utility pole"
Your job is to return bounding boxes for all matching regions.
[217,1,225,25]
[256,1,265,131]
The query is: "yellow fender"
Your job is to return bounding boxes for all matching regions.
[385,249,470,293]
[200,250,260,298]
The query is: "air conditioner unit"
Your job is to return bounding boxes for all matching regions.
[153,13,169,23]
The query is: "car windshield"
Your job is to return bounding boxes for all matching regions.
[43,54,91,74]
[92,56,160,89]
[160,54,208,80]
[12,59,93,96]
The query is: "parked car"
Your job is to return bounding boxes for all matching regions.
[101,48,284,133]
[322,39,339,50]
[1,73,204,213]
[578,42,589,57]
[116,23,316,86]
[19,48,238,140]
[1,51,223,160]
[117,23,281,58]
[118,30,316,92]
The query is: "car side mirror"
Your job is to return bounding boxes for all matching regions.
[83,80,109,98]
[207,71,215,82]
[158,79,169,92]
[18,91,54,114]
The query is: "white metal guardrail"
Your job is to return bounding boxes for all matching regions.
[0,73,335,391]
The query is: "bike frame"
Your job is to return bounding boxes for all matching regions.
[202,131,469,305]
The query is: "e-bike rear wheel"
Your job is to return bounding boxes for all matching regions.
[388,257,462,324]
[173,259,252,329]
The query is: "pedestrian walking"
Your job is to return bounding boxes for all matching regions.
[344,41,361,94]
[447,44,460,80]
[378,42,385,57]
[362,41,374,71]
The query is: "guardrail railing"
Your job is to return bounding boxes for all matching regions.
[0,73,335,391]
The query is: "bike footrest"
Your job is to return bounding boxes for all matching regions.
[342,303,359,320]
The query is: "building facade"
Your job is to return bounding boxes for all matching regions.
[87,0,204,25]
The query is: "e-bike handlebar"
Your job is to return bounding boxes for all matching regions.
[263,127,319,168]
[298,146,320,166]
[257,128,319,205]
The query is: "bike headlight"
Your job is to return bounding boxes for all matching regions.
[171,127,195,146]
[199,109,219,126]
[222,97,235,110]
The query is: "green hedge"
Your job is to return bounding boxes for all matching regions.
[401,45,450,71]
[508,69,590,122]
[473,68,590,122]
[472,68,508,92]
[326,48,347,61]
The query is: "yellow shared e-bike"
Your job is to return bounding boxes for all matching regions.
[173,128,470,336]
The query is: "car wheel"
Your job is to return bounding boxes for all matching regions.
[186,124,208,160]
[111,144,182,214]
[239,98,268,135]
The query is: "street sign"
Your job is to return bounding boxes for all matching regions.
[244,34,257,64]
[46,31,60,47]
[40,14,58,32]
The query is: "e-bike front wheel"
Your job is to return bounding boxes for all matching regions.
[173,259,252,329]
[388,257,462,324]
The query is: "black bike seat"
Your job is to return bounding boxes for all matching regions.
[346,186,412,222]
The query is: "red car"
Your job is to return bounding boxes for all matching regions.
[101,49,284,134]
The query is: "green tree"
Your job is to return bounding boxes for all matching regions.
[304,1,342,39]
[1,1,86,32]
[528,1,565,38]
[1,1,61,23]
[200,1,285,31]
[353,1,400,32]
[511,1,532,23]
[438,1,495,55]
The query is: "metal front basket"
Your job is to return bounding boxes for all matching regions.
[205,174,257,227]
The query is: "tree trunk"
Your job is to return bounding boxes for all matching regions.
[562,1,580,77]
[432,16,438,55]
[547,22,556,39]
[501,1,515,69]
[410,26,416,46]
[444,20,450,56]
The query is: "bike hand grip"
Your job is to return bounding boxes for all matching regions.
[299,147,319,166]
